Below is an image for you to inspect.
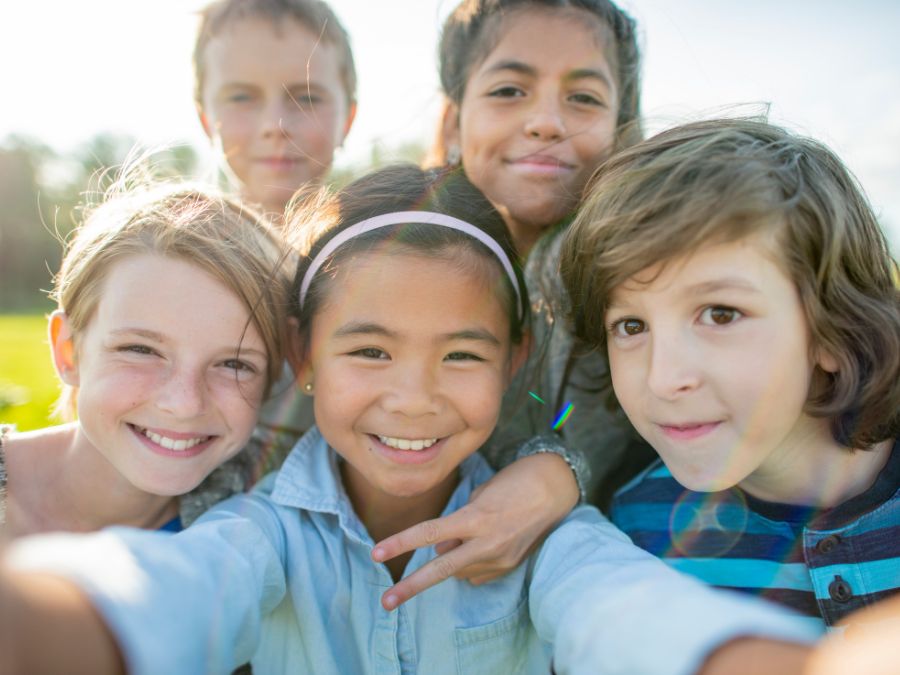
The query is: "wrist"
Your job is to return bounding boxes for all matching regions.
[514,434,588,503]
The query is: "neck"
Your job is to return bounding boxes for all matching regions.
[341,462,460,581]
[6,423,179,537]
[740,419,893,508]
[502,213,547,259]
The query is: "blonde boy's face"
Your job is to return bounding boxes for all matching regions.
[199,17,355,216]
[300,251,518,513]
[605,234,837,496]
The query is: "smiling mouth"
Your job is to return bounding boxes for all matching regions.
[131,425,213,452]
[376,435,439,451]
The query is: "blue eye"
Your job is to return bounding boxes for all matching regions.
[119,344,155,355]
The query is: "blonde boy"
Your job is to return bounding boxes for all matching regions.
[193,0,357,219]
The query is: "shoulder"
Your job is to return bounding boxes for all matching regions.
[1,423,74,475]
[610,459,685,529]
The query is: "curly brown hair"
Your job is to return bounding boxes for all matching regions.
[561,117,900,448]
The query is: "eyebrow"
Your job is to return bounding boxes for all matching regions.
[606,277,762,311]
[110,328,267,359]
[484,59,612,89]
[685,278,762,295]
[333,322,501,346]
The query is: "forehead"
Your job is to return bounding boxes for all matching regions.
[89,253,258,336]
[609,234,793,304]
[476,7,616,79]
[315,248,512,332]
[201,16,343,89]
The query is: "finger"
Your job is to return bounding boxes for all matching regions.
[372,509,476,563]
[381,545,476,610]
[434,539,463,556]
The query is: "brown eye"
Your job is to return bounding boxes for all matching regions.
[700,306,741,326]
[611,318,646,337]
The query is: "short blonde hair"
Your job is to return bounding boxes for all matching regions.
[561,118,900,448]
[53,182,293,419]
[193,0,357,109]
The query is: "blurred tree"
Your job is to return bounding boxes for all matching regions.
[0,133,200,311]
[0,135,64,311]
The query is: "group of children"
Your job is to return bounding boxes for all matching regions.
[0,0,897,673]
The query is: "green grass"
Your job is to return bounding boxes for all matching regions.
[0,314,58,431]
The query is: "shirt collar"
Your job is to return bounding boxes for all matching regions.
[271,426,494,545]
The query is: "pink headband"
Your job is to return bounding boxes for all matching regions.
[298,210,524,319]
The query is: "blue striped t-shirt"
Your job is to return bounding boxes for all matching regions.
[611,439,900,629]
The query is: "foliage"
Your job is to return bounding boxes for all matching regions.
[0,314,58,431]
[0,133,200,311]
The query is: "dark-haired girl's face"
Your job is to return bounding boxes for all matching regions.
[300,250,523,516]
[448,8,618,255]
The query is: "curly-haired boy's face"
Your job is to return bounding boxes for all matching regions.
[605,234,842,501]
[198,17,355,216]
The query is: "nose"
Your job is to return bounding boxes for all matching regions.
[155,365,207,419]
[260,97,294,139]
[646,331,702,401]
[382,362,441,418]
[523,98,565,141]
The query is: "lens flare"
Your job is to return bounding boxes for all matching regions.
[551,402,574,431]
[667,488,748,558]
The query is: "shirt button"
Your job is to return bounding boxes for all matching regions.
[829,575,853,603]
[816,535,841,554]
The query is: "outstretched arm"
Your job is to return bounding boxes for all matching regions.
[529,507,822,675]
[0,566,124,675]
[373,437,581,609]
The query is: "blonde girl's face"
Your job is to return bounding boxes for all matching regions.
[55,253,269,497]
[301,250,521,507]
[449,8,619,251]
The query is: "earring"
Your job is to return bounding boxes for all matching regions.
[446,144,461,166]
[303,381,314,393]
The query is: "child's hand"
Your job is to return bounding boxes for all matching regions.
[372,452,579,610]
[805,595,900,675]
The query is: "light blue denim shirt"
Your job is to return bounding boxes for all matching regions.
[9,427,822,675]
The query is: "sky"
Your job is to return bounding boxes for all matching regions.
[2,0,898,248]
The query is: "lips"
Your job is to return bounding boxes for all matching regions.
[255,156,303,171]
[656,421,721,441]
[130,424,215,457]
[377,435,438,451]
[368,433,447,465]
[505,152,577,178]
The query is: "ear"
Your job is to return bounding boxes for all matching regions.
[340,101,358,144]
[49,310,79,386]
[440,99,461,155]
[197,104,214,140]
[815,344,840,374]
[285,317,314,395]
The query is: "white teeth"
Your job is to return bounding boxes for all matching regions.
[140,427,208,452]
[377,435,438,451]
